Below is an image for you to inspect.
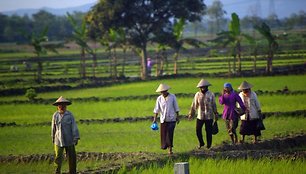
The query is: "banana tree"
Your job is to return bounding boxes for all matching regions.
[170,18,205,75]
[24,26,59,83]
[111,28,129,78]
[254,22,278,74]
[155,44,168,77]
[99,28,128,79]
[67,13,93,79]
[212,13,253,74]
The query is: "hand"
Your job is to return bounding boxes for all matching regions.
[221,89,226,95]
[152,117,156,123]
[74,139,78,146]
[188,114,192,120]
[214,113,219,121]
[258,110,265,119]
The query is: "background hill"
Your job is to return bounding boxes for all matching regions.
[1,3,95,16]
[1,0,306,19]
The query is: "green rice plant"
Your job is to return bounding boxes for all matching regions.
[259,95,306,112]
[0,116,305,156]
[130,158,306,174]
[1,74,305,102]
[0,93,306,124]
[0,159,110,173]
[0,161,53,174]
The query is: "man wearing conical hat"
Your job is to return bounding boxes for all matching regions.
[188,79,219,149]
[51,96,80,174]
[153,83,180,155]
[237,81,263,144]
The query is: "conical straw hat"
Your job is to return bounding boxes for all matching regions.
[53,96,72,106]
[238,81,253,90]
[155,84,170,92]
[196,79,211,88]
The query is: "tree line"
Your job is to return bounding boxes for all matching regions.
[1,0,306,82]
[0,3,305,43]
[0,11,83,43]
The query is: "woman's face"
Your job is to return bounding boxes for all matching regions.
[224,87,231,93]
[242,88,251,94]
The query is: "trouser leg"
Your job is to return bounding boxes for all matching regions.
[166,122,176,148]
[54,145,64,174]
[65,146,77,174]
[160,123,167,149]
[204,119,213,148]
[196,119,205,146]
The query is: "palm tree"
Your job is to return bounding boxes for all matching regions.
[170,18,205,75]
[99,28,128,79]
[155,44,168,77]
[254,22,278,74]
[213,13,253,75]
[25,26,59,83]
[67,13,93,79]
[111,29,129,78]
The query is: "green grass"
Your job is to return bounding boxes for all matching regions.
[127,158,306,174]
[0,116,305,156]
[1,93,306,124]
[0,73,305,172]
[0,50,305,88]
[1,74,305,102]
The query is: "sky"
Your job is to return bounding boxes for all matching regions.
[0,0,98,11]
[205,0,306,18]
[0,0,305,18]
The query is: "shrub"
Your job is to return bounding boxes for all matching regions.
[25,88,37,101]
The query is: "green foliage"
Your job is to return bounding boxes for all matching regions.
[67,13,92,54]
[254,22,279,73]
[87,0,206,79]
[229,13,240,35]
[25,88,37,101]
[254,22,278,51]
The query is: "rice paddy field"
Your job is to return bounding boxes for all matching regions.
[0,43,306,173]
[0,74,306,173]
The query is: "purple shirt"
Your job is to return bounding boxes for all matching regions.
[219,91,246,120]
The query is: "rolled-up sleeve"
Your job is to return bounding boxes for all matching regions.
[219,95,225,105]
[153,97,161,114]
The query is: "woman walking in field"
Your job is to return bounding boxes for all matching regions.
[188,79,219,149]
[238,81,263,144]
[219,83,246,144]
[153,83,180,155]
